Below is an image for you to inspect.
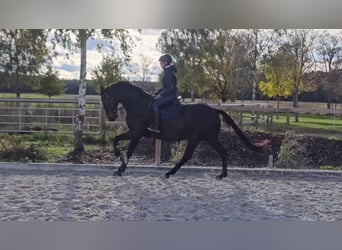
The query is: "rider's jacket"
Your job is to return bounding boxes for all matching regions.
[160,64,178,98]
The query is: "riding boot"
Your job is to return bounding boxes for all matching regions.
[148,108,160,133]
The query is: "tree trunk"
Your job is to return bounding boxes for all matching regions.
[251,30,258,103]
[191,88,195,102]
[293,85,299,122]
[327,86,332,109]
[74,30,87,153]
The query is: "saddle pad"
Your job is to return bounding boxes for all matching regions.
[160,103,183,120]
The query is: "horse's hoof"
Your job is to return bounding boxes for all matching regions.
[164,173,170,179]
[215,174,226,180]
[113,171,122,177]
[114,148,121,157]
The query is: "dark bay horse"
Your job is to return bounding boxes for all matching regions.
[100,81,270,179]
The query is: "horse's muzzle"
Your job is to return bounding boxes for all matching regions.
[107,113,118,121]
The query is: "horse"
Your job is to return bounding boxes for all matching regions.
[100,81,270,179]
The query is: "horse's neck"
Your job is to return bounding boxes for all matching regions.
[118,91,151,113]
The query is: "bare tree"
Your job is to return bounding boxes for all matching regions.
[277,29,318,122]
[315,30,342,109]
[139,56,153,82]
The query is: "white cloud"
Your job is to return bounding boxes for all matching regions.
[51,29,165,81]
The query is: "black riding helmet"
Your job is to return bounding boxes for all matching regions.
[159,54,173,65]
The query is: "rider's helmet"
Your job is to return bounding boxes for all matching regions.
[159,54,173,65]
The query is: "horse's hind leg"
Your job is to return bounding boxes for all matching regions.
[165,138,199,179]
[206,137,228,180]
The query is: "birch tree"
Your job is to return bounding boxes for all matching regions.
[247,29,274,102]
[53,29,133,155]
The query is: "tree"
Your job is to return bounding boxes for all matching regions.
[36,72,65,98]
[139,56,153,82]
[157,29,209,101]
[259,53,295,108]
[52,29,134,154]
[277,29,318,121]
[0,29,51,97]
[200,29,255,102]
[247,29,275,102]
[92,56,126,91]
[315,30,342,108]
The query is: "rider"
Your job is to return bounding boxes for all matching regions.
[148,54,178,133]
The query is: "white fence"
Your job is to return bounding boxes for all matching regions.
[1,98,342,165]
[2,98,341,135]
[0,98,103,134]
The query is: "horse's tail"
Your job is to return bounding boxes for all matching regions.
[218,110,270,154]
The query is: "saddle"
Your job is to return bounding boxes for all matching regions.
[149,96,183,121]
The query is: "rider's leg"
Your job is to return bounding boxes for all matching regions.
[148,96,175,133]
[148,101,160,133]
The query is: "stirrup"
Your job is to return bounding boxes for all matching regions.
[148,127,160,133]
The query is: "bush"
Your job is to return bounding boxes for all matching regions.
[275,131,309,169]
[0,135,47,162]
[170,141,187,164]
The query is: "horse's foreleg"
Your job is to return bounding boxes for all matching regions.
[114,136,142,176]
[165,139,199,179]
[113,131,134,157]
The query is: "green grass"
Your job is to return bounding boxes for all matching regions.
[0,93,100,100]
[270,113,342,135]
[47,145,73,162]
[320,166,342,171]
[0,131,116,163]
[0,93,73,99]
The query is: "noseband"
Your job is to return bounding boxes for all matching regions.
[114,106,125,112]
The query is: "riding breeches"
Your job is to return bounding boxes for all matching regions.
[151,95,176,113]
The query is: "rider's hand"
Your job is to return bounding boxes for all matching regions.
[155,88,162,96]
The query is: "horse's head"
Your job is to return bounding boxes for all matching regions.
[100,86,118,121]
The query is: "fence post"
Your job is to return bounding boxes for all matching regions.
[155,139,161,165]
[18,99,22,131]
[239,111,243,126]
[286,109,290,129]
[268,111,273,131]
[100,103,106,144]
[255,112,259,129]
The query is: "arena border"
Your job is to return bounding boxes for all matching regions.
[0,162,342,179]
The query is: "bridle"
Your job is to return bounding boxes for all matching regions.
[114,106,125,112]
[101,93,124,117]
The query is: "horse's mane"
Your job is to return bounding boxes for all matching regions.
[109,81,152,98]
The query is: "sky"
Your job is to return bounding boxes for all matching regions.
[51,29,342,82]
[52,29,165,82]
